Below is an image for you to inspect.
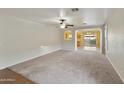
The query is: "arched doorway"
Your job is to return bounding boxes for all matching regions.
[75,28,102,52]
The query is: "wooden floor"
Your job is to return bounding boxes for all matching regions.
[0,68,34,84]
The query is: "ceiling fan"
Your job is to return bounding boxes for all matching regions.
[59,19,74,29]
[37,8,79,29]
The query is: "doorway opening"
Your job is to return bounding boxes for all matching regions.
[76,28,101,52]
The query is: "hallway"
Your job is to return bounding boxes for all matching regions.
[10,50,122,84]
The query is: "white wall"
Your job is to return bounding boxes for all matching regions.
[107,9,124,82]
[61,30,75,50]
[0,15,61,69]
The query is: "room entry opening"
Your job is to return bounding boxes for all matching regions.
[76,29,101,52]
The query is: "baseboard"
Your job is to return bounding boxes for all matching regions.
[106,55,124,83]
[0,47,61,70]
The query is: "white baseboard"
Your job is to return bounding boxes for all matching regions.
[0,47,61,70]
[106,54,124,83]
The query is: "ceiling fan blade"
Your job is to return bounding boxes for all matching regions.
[66,24,74,26]
[59,8,65,18]
[34,9,68,25]
[38,17,60,24]
[59,8,68,19]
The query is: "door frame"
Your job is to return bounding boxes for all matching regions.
[75,28,103,53]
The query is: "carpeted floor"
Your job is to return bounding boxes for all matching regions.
[9,50,123,84]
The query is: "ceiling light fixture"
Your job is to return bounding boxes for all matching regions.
[60,23,66,29]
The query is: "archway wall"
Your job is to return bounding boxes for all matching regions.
[61,30,76,50]
[75,25,105,54]
[61,25,106,54]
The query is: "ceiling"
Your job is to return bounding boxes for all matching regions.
[0,8,109,28]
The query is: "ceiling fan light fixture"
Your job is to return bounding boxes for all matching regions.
[60,23,66,29]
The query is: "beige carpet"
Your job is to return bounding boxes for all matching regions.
[9,50,123,84]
